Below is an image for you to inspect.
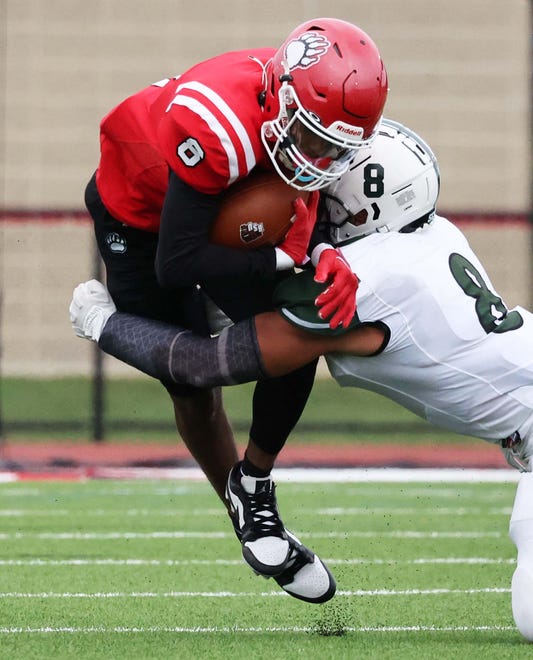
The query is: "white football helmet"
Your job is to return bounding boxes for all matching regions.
[323,118,440,245]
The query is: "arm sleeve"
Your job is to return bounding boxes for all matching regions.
[98,312,266,387]
[155,171,277,288]
[308,211,330,253]
[306,196,334,263]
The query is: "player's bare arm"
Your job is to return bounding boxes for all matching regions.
[253,311,385,376]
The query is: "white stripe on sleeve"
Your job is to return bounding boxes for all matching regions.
[176,81,256,177]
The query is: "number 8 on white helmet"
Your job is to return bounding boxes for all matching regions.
[323,118,441,246]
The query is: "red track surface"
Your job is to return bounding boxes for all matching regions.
[0,441,507,470]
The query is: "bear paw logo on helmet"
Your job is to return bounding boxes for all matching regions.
[285,33,330,70]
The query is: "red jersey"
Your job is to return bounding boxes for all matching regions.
[96,49,274,232]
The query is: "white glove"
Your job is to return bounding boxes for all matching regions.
[69,279,116,341]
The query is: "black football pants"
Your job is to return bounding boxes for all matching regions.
[85,172,317,454]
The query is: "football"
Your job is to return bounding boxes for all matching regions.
[209,170,310,249]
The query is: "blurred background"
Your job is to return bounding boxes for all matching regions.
[0,0,531,452]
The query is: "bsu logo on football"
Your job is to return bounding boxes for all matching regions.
[240,221,265,244]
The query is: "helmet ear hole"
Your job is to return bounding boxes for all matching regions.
[352,209,368,226]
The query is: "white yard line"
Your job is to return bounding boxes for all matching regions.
[273,468,520,483]
[0,530,505,540]
[0,624,517,634]
[0,467,520,484]
[315,507,512,515]
[0,587,511,599]
[0,557,515,567]
[0,506,513,516]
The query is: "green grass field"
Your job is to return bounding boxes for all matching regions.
[0,474,528,658]
[2,376,480,445]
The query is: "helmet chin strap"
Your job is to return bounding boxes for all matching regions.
[249,54,270,84]
[278,59,293,84]
[277,60,296,124]
[248,55,271,109]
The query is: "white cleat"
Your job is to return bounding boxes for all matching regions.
[69,279,116,342]
[273,530,336,603]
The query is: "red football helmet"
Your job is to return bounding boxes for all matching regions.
[261,18,388,191]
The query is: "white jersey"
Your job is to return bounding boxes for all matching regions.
[326,216,533,445]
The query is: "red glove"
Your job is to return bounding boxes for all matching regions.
[277,192,320,265]
[314,248,359,330]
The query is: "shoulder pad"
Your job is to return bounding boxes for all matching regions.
[274,270,360,336]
